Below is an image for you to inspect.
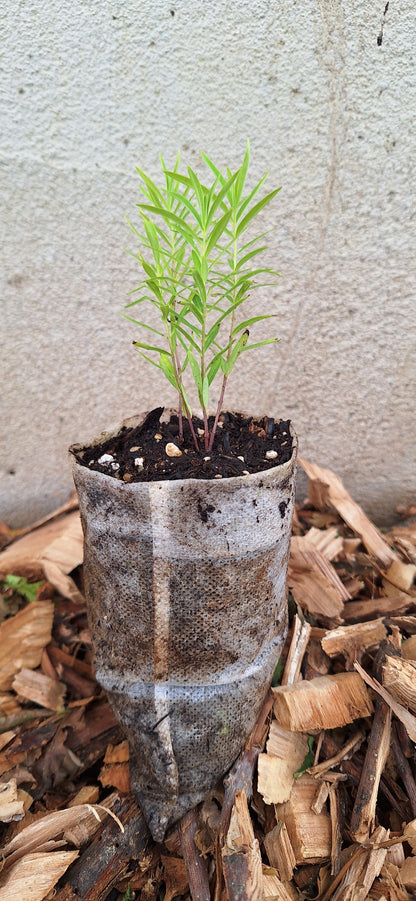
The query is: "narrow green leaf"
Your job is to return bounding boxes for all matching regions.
[133,339,168,354]
[236,188,281,237]
[187,349,203,391]
[202,374,209,411]
[294,736,314,778]
[232,314,276,335]
[159,352,179,389]
[206,354,222,384]
[122,314,165,337]
[200,151,225,186]
[205,208,232,257]
[204,322,220,351]
[243,338,280,351]
[222,329,250,377]
[234,245,268,270]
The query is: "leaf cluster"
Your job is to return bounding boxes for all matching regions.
[124,141,280,450]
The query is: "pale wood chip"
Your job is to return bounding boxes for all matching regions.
[0,779,25,822]
[321,620,387,662]
[330,825,388,901]
[272,672,373,732]
[299,458,397,566]
[263,868,297,900]
[257,724,309,805]
[0,510,84,602]
[382,655,416,714]
[12,667,66,711]
[303,526,344,560]
[274,774,332,865]
[0,850,79,900]
[383,559,416,593]
[0,730,15,751]
[0,601,54,691]
[263,821,296,881]
[354,661,416,743]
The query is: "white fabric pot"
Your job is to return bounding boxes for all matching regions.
[71,411,297,841]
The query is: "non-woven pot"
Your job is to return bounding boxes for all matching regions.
[71,410,297,841]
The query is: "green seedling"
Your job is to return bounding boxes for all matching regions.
[2,574,43,604]
[124,141,280,451]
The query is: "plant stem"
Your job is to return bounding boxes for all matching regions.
[208,376,227,452]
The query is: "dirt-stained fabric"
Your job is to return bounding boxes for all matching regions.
[71,412,298,841]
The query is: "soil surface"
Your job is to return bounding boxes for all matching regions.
[72,408,293,483]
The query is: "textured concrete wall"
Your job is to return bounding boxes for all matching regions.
[1,1,415,526]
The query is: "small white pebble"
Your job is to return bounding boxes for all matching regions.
[88,460,95,466]
[238,456,245,462]
[134,457,144,468]
[154,433,162,441]
[266,450,278,460]
[197,428,205,437]
[204,456,211,462]
[217,422,223,429]
[165,442,182,457]
[214,473,222,479]
[98,453,114,464]
[242,470,250,475]
[129,446,140,452]
[110,462,120,471]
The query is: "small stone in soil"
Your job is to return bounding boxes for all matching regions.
[154,433,162,441]
[98,453,114,464]
[165,442,182,457]
[266,450,278,460]
[110,462,120,471]
[129,446,140,452]
[134,457,144,468]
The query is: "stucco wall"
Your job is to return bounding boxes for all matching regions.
[1,1,415,526]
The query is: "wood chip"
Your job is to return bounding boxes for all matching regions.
[12,668,66,712]
[0,779,26,823]
[263,821,296,881]
[0,511,84,602]
[321,619,387,664]
[382,655,416,714]
[299,458,397,567]
[257,723,309,805]
[0,601,54,691]
[262,869,297,900]
[274,774,332,865]
[99,739,131,793]
[272,672,373,732]
[383,559,416,593]
[0,850,79,900]
[222,789,265,900]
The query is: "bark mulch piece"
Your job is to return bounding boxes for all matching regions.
[0,460,415,899]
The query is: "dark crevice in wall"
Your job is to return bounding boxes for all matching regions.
[377,2,389,46]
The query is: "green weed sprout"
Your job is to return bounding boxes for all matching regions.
[124,141,280,452]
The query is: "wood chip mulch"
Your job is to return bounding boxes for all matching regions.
[0,459,415,900]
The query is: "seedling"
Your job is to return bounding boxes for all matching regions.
[124,141,280,451]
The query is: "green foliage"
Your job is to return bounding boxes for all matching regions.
[2,574,43,604]
[125,141,281,450]
[121,885,132,901]
[293,736,315,778]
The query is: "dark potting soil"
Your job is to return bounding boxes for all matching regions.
[73,408,293,483]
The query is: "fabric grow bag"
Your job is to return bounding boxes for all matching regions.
[71,411,297,841]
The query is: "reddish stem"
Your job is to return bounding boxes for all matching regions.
[186,409,200,452]
[208,376,227,452]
